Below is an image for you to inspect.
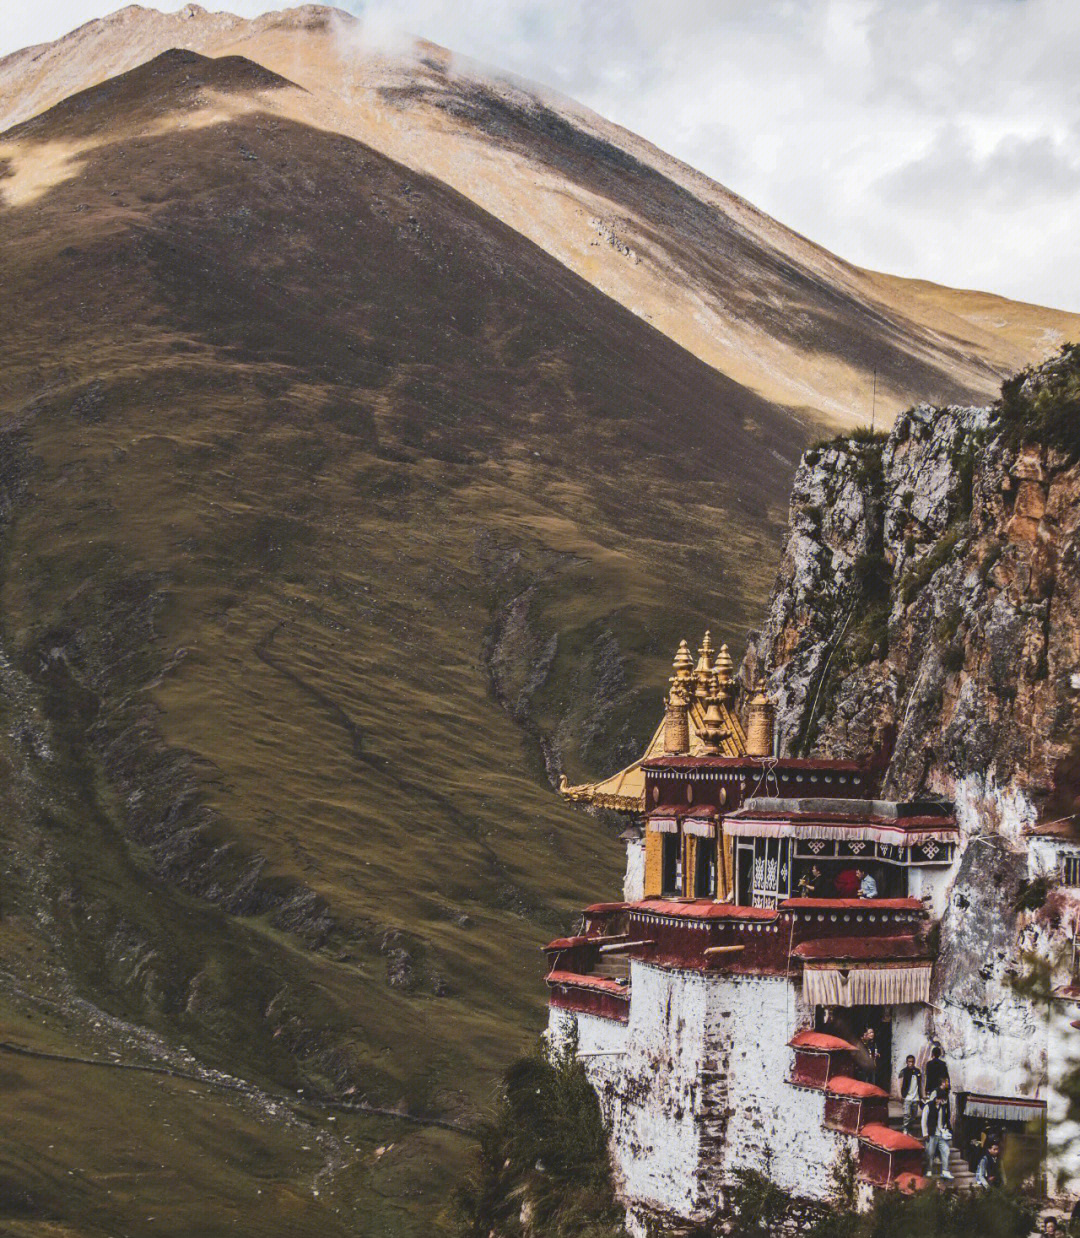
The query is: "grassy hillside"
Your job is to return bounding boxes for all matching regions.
[0,50,805,1235]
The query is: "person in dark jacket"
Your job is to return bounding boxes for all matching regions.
[898,1054,923,1135]
[975,1140,1002,1188]
[924,1043,949,1094]
[922,1082,954,1179]
[857,1027,880,1084]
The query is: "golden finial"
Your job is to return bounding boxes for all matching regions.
[664,676,691,754]
[695,630,715,701]
[746,681,776,758]
[671,639,694,684]
[714,641,735,703]
[701,671,729,753]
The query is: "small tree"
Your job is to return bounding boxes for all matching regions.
[449,1033,628,1238]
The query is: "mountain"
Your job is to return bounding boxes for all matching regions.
[0,9,1076,1237]
[4,5,1080,430]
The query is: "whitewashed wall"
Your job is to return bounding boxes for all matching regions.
[624,836,645,901]
[570,962,858,1231]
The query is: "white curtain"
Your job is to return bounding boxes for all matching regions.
[803,964,931,1007]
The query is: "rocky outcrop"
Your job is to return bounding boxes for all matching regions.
[742,347,1080,1111]
[744,346,1080,832]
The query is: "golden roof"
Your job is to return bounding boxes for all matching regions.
[558,633,748,812]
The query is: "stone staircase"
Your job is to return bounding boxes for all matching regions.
[886,1102,975,1191]
[591,956,631,981]
[932,1145,976,1191]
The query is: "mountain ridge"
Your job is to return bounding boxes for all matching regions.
[4,4,1078,430]
[0,16,1077,1237]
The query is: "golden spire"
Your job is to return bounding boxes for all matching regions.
[714,641,735,703]
[700,671,729,754]
[694,630,715,702]
[664,647,692,754]
[745,681,776,758]
[672,639,694,686]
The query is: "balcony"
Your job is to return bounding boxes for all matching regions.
[544,897,934,1021]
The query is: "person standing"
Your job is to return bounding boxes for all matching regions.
[924,1043,950,1095]
[975,1140,1002,1188]
[923,1081,954,1179]
[858,1027,880,1085]
[898,1054,923,1135]
[835,867,860,898]
[797,865,823,898]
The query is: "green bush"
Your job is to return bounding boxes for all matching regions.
[449,1034,627,1238]
[899,524,965,606]
[861,1188,1034,1238]
[998,342,1080,460]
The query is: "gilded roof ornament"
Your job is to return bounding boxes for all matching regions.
[671,638,695,684]
[745,680,776,758]
[558,630,751,810]
[695,630,715,701]
[715,641,735,703]
[700,671,730,753]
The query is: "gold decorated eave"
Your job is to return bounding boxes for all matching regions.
[558,632,748,814]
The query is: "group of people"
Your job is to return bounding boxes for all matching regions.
[796,863,879,899]
[897,1046,1002,1186]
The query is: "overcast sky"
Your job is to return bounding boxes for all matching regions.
[6,0,1080,311]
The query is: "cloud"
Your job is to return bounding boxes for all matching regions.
[5,0,1079,310]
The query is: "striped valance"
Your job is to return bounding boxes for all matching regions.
[803,963,932,1008]
[683,818,716,839]
[647,817,715,837]
[965,1095,1046,1123]
[725,818,956,847]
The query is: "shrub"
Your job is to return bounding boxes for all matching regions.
[899,524,965,606]
[861,1187,1034,1238]
[997,342,1080,460]
[449,1034,628,1238]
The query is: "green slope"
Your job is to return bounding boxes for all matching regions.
[0,50,808,1235]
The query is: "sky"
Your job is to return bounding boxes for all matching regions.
[5,0,1080,311]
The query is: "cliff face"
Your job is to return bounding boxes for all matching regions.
[745,346,1080,839]
[742,347,1080,1104]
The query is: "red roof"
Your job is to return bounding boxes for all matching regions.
[543,936,589,952]
[733,809,955,829]
[645,805,719,818]
[826,1076,889,1099]
[644,755,865,771]
[789,1030,857,1053]
[859,1124,923,1153]
[793,935,931,962]
[583,902,629,915]
[781,897,925,913]
[1025,819,1080,839]
[631,899,778,921]
[894,1172,929,1195]
[545,970,629,998]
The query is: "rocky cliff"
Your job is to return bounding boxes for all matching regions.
[744,344,1080,839]
[742,346,1080,1110]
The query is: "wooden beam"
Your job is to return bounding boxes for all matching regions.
[704,944,746,957]
[598,940,655,953]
